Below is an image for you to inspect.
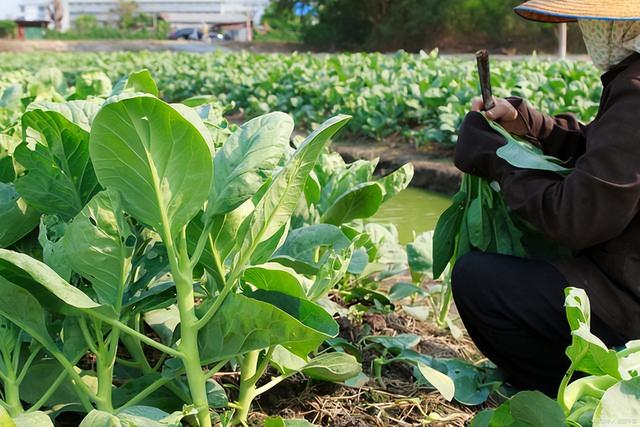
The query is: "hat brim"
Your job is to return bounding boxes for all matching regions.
[515,1,640,23]
[514,7,577,23]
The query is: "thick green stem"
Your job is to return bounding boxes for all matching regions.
[558,366,576,414]
[233,351,260,425]
[1,350,22,416]
[436,273,453,328]
[164,228,211,427]
[3,378,23,416]
[95,330,119,412]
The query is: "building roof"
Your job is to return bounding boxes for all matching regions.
[160,12,249,25]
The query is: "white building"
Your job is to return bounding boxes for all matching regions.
[17,0,271,38]
[63,0,270,30]
[18,0,50,21]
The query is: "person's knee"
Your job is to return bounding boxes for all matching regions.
[451,252,485,303]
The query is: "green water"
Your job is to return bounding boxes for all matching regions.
[373,188,452,244]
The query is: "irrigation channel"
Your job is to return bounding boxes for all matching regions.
[373,187,451,244]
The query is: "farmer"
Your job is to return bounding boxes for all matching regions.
[452,0,640,396]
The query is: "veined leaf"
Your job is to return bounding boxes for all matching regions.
[237,115,351,265]
[111,69,159,97]
[0,249,103,312]
[199,291,338,361]
[26,99,103,132]
[377,163,414,203]
[90,94,213,235]
[320,183,383,225]
[243,262,306,298]
[16,109,99,219]
[0,276,59,352]
[301,352,362,382]
[0,182,40,248]
[272,224,351,274]
[75,71,112,99]
[64,190,135,308]
[207,112,294,217]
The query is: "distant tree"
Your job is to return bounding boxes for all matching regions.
[74,15,98,34]
[0,20,17,39]
[49,0,65,31]
[112,0,139,29]
[274,0,555,52]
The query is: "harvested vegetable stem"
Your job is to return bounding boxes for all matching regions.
[476,50,496,111]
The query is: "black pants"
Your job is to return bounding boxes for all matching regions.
[451,252,627,396]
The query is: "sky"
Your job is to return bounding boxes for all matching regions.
[0,0,21,20]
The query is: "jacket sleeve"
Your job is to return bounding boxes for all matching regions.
[498,80,640,251]
[504,97,587,166]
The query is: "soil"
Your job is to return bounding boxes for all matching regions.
[244,309,484,427]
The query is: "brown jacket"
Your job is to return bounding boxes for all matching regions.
[493,53,640,339]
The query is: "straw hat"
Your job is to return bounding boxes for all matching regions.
[515,0,640,23]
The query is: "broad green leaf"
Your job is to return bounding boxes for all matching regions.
[207,112,294,217]
[476,390,565,426]
[79,410,121,427]
[264,417,315,427]
[75,71,112,99]
[388,282,426,301]
[565,287,591,330]
[216,199,254,262]
[0,249,102,311]
[619,340,640,379]
[90,94,213,235]
[20,359,78,410]
[406,231,433,280]
[29,68,66,101]
[0,315,18,350]
[199,292,338,361]
[417,362,455,401]
[169,103,214,151]
[64,190,135,308]
[0,182,40,248]
[251,221,289,266]
[16,109,99,219]
[13,412,54,427]
[38,215,71,280]
[593,377,640,427]
[111,69,159,97]
[564,288,620,378]
[117,406,183,426]
[270,345,307,374]
[243,262,306,298]
[144,305,180,346]
[307,247,351,300]
[273,224,351,274]
[238,115,351,266]
[0,276,59,352]
[319,159,377,212]
[347,247,368,275]
[301,352,361,382]
[563,375,617,413]
[365,334,421,351]
[206,379,229,408]
[377,163,414,203]
[487,119,572,175]
[320,183,384,225]
[432,191,467,279]
[26,99,103,132]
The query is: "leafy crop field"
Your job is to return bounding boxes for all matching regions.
[0,55,636,427]
[0,50,600,146]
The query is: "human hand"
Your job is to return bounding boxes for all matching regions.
[471,97,527,136]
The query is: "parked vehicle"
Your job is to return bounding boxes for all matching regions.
[168,27,202,40]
